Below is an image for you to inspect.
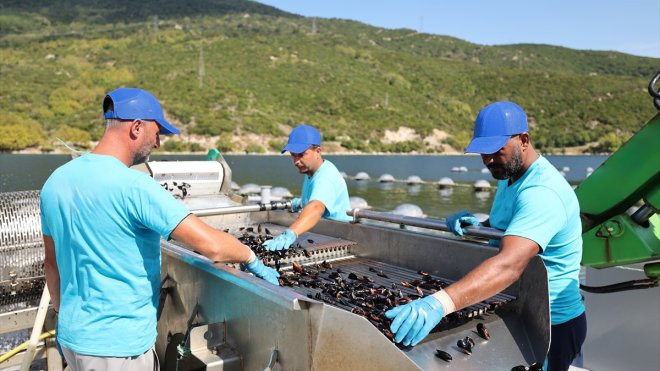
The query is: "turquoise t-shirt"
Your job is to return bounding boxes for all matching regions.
[301,160,352,222]
[489,156,585,325]
[40,154,190,357]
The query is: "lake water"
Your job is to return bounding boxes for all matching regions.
[0,153,607,218]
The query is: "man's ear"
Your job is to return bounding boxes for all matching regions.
[129,119,143,139]
[519,132,531,149]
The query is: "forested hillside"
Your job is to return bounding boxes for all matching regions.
[1,0,658,153]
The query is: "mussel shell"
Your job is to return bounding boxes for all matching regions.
[456,339,472,355]
[511,366,528,371]
[477,322,491,340]
[435,349,452,362]
[529,362,543,371]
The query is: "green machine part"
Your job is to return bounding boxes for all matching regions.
[575,112,660,272]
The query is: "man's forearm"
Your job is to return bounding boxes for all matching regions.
[43,236,60,312]
[44,263,60,312]
[289,200,325,236]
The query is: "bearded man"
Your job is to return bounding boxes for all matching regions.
[384,101,586,371]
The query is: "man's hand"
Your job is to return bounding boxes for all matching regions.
[445,210,480,236]
[245,259,280,285]
[263,229,297,251]
[290,198,302,212]
[385,295,445,346]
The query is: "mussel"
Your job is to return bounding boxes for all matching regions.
[529,362,543,371]
[435,349,452,362]
[457,336,474,355]
[477,322,491,340]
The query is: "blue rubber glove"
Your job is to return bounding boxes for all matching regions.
[290,198,302,212]
[445,210,480,236]
[263,229,297,251]
[245,258,280,285]
[385,295,445,346]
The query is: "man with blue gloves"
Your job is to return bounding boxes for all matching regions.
[41,88,279,371]
[264,124,351,251]
[385,102,586,371]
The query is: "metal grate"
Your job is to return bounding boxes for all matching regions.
[0,191,45,307]
[282,257,516,325]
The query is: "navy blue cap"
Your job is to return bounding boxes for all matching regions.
[102,88,180,135]
[281,125,321,154]
[465,101,528,154]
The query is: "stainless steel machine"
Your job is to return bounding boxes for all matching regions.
[157,211,550,371]
[149,155,550,370]
[0,155,550,370]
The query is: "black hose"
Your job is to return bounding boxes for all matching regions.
[580,278,659,294]
[649,71,660,99]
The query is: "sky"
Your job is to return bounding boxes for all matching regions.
[255,0,660,58]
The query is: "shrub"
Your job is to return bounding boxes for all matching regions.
[215,137,234,152]
[53,125,92,148]
[245,143,265,153]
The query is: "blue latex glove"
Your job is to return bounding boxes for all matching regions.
[263,229,297,251]
[290,198,302,212]
[445,210,480,236]
[385,295,445,346]
[245,258,280,285]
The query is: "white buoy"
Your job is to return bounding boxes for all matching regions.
[559,171,566,177]
[473,179,491,191]
[378,174,395,183]
[586,167,594,173]
[239,183,261,194]
[340,171,348,179]
[437,177,455,189]
[271,187,293,199]
[230,181,240,191]
[392,203,425,218]
[459,166,468,172]
[354,171,371,181]
[562,166,570,172]
[349,196,370,209]
[481,167,490,174]
[406,175,423,185]
[451,166,460,172]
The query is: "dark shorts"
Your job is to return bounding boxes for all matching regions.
[548,311,587,371]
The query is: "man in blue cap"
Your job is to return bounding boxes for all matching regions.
[384,102,586,371]
[40,87,279,370]
[264,124,352,251]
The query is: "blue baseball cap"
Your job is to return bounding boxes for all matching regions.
[102,88,180,135]
[465,101,528,154]
[281,124,322,154]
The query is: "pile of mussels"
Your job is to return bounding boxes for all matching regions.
[236,228,501,343]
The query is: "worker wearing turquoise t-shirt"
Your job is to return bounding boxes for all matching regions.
[264,125,351,251]
[384,102,586,371]
[41,88,278,371]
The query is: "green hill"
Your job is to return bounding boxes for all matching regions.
[1,0,658,154]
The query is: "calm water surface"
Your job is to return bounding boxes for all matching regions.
[0,154,607,218]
